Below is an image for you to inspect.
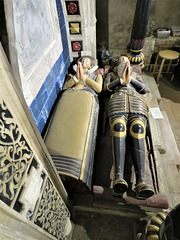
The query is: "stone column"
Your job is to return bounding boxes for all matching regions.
[127,0,152,65]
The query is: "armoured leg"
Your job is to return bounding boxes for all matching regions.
[129,114,154,199]
[110,114,128,197]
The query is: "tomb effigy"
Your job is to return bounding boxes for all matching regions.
[45,56,103,192]
[103,56,154,199]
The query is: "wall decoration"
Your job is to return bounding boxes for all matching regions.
[0,44,71,239]
[71,41,83,52]
[0,100,34,206]
[0,100,70,238]
[69,22,81,35]
[34,177,70,239]
[10,0,55,74]
[65,1,80,15]
[4,0,63,107]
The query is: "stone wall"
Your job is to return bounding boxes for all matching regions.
[96,0,180,59]
[108,0,137,55]
[149,0,180,36]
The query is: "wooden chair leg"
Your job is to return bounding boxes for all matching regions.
[157,58,165,82]
[167,60,172,73]
[153,54,159,73]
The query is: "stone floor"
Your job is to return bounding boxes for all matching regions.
[70,71,180,240]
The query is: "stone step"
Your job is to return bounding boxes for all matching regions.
[143,72,162,108]
[158,111,180,165]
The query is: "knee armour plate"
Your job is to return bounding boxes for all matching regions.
[111,118,127,138]
[130,119,146,139]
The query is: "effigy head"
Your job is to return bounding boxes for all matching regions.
[81,57,91,69]
[78,56,96,69]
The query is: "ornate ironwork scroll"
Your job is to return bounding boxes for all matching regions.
[34,177,70,239]
[0,100,33,205]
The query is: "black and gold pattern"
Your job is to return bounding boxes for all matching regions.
[135,182,154,199]
[0,100,70,239]
[0,100,33,205]
[146,212,174,240]
[110,116,127,138]
[129,118,146,139]
[127,52,144,64]
[34,177,70,239]
[108,86,148,119]
[104,65,155,199]
[52,155,82,178]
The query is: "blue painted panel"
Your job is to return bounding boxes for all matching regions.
[56,0,65,29]
[30,0,70,133]
[37,112,46,133]
[29,98,41,122]
[36,84,48,111]
[61,26,70,61]
[45,70,56,93]
[46,87,58,114]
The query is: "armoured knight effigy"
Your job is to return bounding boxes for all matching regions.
[104,56,154,199]
[45,56,103,192]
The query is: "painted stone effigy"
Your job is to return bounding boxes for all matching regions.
[104,56,154,199]
[45,56,103,192]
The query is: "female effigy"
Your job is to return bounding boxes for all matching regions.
[45,56,103,192]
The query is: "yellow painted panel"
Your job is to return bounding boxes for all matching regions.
[70,23,80,34]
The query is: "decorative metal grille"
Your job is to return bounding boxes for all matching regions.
[34,177,70,239]
[0,100,70,239]
[0,100,33,205]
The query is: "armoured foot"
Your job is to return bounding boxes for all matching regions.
[113,179,128,197]
[135,182,154,200]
